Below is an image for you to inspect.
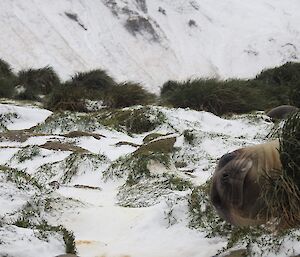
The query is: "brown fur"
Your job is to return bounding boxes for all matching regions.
[210,140,281,226]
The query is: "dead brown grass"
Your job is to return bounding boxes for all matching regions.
[40,141,88,153]
[64,131,105,140]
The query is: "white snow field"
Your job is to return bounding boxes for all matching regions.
[0,0,300,92]
[1,102,300,257]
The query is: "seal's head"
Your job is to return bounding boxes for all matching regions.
[210,141,281,226]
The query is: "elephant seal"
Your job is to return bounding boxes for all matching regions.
[210,140,281,226]
[266,105,298,120]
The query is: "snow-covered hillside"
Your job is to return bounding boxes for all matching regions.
[0,0,300,92]
[1,100,300,257]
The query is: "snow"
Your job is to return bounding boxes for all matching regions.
[77,129,141,161]
[0,103,52,130]
[0,225,65,257]
[0,103,298,256]
[52,196,226,257]
[0,0,300,93]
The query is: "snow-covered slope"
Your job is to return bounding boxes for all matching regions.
[0,0,300,92]
[2,100,300,257]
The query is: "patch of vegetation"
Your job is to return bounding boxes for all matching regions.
[0,78,15,99]
[0,112,19,128]
[10,145,41,163]
[254,62,300,108]
[69,69,116,93]
[280,111,300,185]
[103,155,132,181]
[35,152,107,185]
[104,81,155,108]
[161,79,266,116]
[0,59,16,98]
[45,83,87,112]
[104,151,171,184]
[101,106,166,134]
[13,218,76,254]
[117,178,174,207]
[164,173,192,191]
[47,71,156,111]
[259,111,300,229]
[161,63,300,115]
[117,179,191,209]
[32,111,103,134]
[127,152,171,186]
[189,181,232,237]
[46,69,116,111]
[0,165,42,190]
[16,66,60,101]
[183,130,195,145]
[0,59,15,79]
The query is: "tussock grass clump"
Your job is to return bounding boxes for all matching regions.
[259,111,300,229]
[0,59,16,98]
[160,79,265,116]
[255,62,300,107]
[0,58,15,78]
[16,66,60,100]
[161,62,300,115]
[67,69,116,99]
[47,71,156,111]
[0,77,15,98]
[255,62,300,87]
[46,84,87,112]
[280,111,300,184]
[70,69,116,90]
[104,82,156,108]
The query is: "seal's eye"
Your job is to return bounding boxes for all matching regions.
[221,171,230,184]
[218,152,237,168]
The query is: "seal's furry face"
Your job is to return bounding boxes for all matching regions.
[210,141,281,226]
